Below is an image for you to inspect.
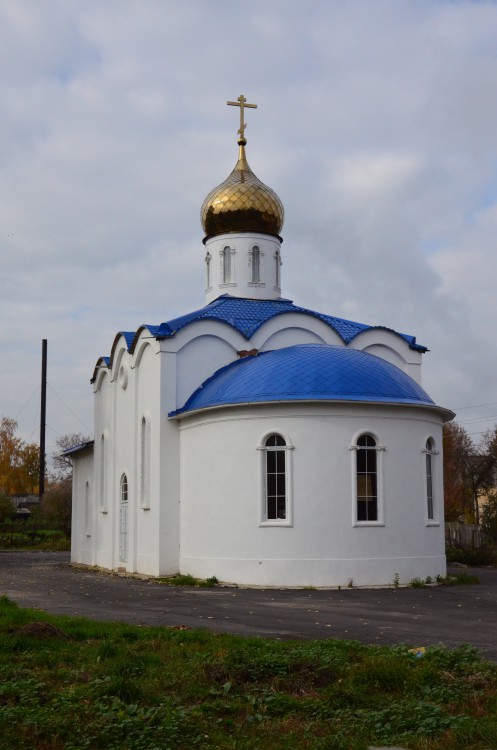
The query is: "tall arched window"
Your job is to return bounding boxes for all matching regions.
[100,434,107,512]
[425,438,435,521]
[140,417,150,509]
[251,246,261,283]
[274,250,281,289]
[222,246,232,283]
[205,251,212,289]
[356,434,378,522]
[85,481,92,536]
[265,434,287,520]
[119,474,129,563]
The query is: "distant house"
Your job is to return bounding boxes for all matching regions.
[10,494,39,511]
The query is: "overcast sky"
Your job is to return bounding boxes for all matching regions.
[2,0,497,454]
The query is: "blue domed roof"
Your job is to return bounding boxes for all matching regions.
[170,344,435,417]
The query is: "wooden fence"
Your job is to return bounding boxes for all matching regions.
[445,522,486,549]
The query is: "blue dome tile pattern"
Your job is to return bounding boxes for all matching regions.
[170,344,435,417]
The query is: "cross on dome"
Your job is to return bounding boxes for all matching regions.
[227,94,257,142]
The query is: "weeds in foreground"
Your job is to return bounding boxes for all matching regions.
[0,595,496,749]
[407,573,480,588]
[446,544,497,567]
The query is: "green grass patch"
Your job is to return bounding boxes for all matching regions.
[444,572,481,586]
[0,595,496,749]
[0,528,70,551]
[446,544,497,567]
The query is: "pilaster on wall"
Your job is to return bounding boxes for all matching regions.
[157,350,181,575]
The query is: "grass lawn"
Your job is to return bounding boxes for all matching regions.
[0,595,496,750]
[0,529,70,551]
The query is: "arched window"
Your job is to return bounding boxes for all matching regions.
[265,434,287,520]
[356,434,378,522]
[274,250,281,289]
[222,246,232,283]
[99,434,107,512]
[251,246,261,283]
[425,438,435,521]
[140,417,150,509]
[205,251,212,289]
[85,481,92,536]
[119,474,129,563]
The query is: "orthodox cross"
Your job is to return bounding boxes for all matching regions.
[227,94,257,140]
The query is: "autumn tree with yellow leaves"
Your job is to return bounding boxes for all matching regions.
[0,417,39,496]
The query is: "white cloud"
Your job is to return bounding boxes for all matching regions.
[1,0,497,447]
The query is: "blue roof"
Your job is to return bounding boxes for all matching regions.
[92,296,426,381]
[120,331,136,349]
[144,296,426,351]
[170,344,435,417]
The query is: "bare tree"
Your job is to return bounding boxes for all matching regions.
[43,479,72,536]
[52,433,91,480]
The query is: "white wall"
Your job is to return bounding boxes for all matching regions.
[70,447,95,565]
[74,302,431,583]
[177,402,446,587]
[204,232,282,304]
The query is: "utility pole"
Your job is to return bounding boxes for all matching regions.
[39,339,47,505]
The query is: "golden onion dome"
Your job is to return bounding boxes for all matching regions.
[201,137,284,239]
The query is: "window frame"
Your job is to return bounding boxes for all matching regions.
[257,431,294,527]
[423,437,440,525]
[85,480,92,537]
[248,245,265,286]
[274,249,281,291]
[99,432,108,513]
[351,432,385,527]
[205,251,212,291]
[139,416,151,510]
[119,473,129,563]
[220,245,235,286]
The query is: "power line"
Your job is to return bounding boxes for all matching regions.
[14,384,40,421]
[46,383,92,434]
[29,395,40,442]
[457,414,497,425]
[46,423,63,437]
[454,401,497,411]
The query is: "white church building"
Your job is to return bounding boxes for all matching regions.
[69,96,453,587]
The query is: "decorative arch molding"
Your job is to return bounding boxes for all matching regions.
[175,330,241,357]
[259,326,329,351]
[133,340,154,369]
[256,429,294,450]
[349,328,421,361]
[175,333,239,411]
[168,317,249,352]
[93,367,109,393]
[111,345,128,383]
[253,313,343,350]
[359,343,407,370]
[349,428,384,450]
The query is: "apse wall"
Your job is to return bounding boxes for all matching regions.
[178,402,446,587]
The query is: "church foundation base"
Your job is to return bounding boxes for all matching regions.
[179,555,447,588]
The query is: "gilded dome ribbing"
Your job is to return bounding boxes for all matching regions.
[201,138,284,239]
